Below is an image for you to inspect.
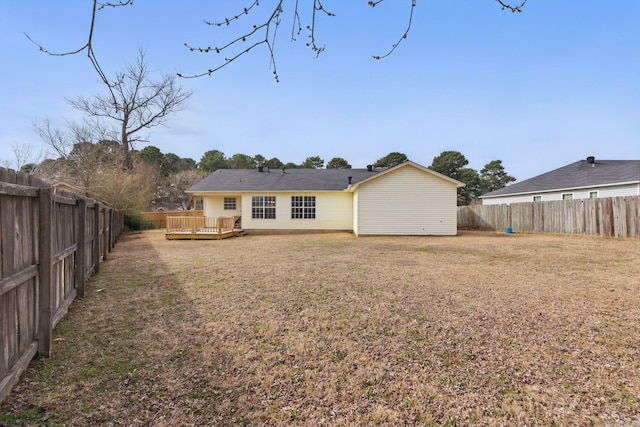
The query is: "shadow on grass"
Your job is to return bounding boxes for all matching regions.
[0,232,240,426]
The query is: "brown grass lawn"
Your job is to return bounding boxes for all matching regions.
[1,230,640,426]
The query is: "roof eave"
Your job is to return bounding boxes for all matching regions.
[481,180,640,199]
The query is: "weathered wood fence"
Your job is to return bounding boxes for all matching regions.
[0,168,123,403]
[458,196,640,238]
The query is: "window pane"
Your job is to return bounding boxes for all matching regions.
[291,196,316,219]
[252,195,276,219]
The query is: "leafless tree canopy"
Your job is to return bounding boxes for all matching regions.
[26,1,527,83]
[0,142,45,171]
[67,50,192,169]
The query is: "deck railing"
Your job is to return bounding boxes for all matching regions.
[166,216,238,237]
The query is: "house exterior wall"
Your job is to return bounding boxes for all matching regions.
[352,191,359,233]
[482,183,640,205]
[241,192,353,231]
[202,192,354,231]
[203,195,242,217]
[354,166,458,236]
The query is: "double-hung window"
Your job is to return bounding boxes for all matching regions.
[291,196,316,219]
[224,197,237,210]
[252,196,276,219]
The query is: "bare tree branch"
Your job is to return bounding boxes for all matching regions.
[24,0,134,106]
[496,0,527,12]
[371,0,416,60]
[180,1,286,81]
[306,1,335,57]
[26,1,528,83]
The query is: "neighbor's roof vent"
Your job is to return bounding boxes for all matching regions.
[586,156,595,164]
[366,165,373,172]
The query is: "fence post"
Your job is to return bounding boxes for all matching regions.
[76,198,86,299]
[102,208,109,260]
[93,202,100,275]
[37,187,53,357]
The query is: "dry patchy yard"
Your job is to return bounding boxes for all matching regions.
[1,230,640,426]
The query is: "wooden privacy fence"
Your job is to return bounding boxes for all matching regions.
[140,210,203,228]
[458,196,640,238]
[0,168,123,403]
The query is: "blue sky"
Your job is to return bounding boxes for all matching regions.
[1,1,638,181]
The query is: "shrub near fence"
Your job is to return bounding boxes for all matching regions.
[457,196,640,239]
[0,167,123,403]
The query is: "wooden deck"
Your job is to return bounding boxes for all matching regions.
[165,216,242,240]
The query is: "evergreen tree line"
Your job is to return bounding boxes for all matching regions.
[22,143,515,210]
[136,147,516,207]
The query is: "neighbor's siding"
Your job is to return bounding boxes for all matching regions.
[355,165,458,236]
[239,192,353,231]
[483,183,640,205]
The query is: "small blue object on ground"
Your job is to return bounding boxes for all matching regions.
[505,227,513,234]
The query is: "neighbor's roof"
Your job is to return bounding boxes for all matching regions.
[482,159,640,198]
[188,161,464,193]
[187,167,381,192]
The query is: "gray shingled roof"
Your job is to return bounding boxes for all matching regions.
[187,168,381,192]
[482,159,640,198]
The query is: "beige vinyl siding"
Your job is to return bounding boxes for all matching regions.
[355,165,458,235]
[240,192,353,231]
[353,191,359,234]
[202,194,242,217]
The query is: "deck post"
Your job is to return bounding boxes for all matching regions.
[192,200,197,235]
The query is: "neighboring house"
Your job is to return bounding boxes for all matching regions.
[481,157,640,205]
[187,161,464,236]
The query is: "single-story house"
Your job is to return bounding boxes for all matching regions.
[186,161,464,236]
[481,157,640,205]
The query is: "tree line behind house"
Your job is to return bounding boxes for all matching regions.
[12,142,515,213]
